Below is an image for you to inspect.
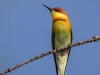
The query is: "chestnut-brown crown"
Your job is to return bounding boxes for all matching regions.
[52,7,68,16]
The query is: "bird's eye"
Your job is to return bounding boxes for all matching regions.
[55,10,60,12]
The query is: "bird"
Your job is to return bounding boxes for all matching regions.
[42,4,72,75]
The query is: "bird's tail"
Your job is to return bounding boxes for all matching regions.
[57,60,68,75]
[54,48,70,75]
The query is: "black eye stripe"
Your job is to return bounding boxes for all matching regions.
[55,10,60,12]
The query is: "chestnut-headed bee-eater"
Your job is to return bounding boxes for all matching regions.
[43,4,72,75]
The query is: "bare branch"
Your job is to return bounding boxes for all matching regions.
[0,36,100,75]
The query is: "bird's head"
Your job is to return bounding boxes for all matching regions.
[42,4,68,21]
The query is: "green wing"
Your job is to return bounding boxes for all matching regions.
[51,31,59,75]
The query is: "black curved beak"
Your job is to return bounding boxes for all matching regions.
[42,4,52,12]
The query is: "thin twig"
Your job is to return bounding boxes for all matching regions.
[0,36,100,75]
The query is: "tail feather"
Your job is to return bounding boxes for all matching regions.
[53,48,70,75]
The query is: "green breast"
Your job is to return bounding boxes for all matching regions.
[54,32,71,49]
[52,21,72,49]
